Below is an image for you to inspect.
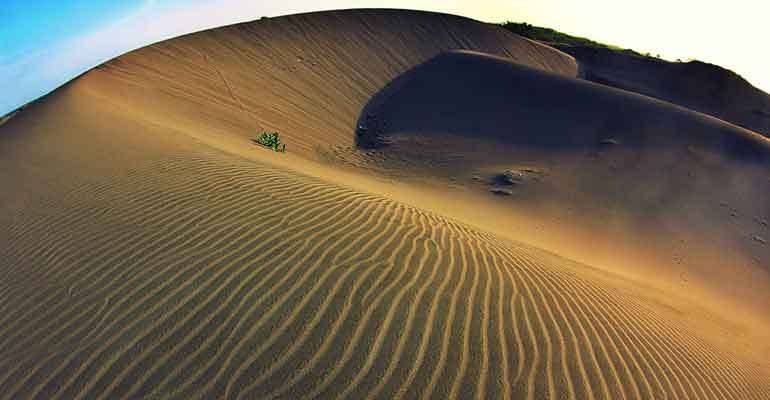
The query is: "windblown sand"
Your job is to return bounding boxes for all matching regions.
[1,9,769,399]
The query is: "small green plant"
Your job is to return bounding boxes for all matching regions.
[500,22,651,58]
[502,22,622,50]
[254,131,286,152]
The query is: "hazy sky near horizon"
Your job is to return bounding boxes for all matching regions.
[1,0,769,115]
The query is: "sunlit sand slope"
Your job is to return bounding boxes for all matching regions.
[1,143,769,400]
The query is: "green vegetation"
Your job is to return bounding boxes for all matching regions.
[254,132,286,152]
[500,22,649,58]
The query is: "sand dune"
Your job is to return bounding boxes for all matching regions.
[80,9,576,158]
[556,44,770,137]
[350,49,770,323]
[1,8,770,399]
[1,138,768,399]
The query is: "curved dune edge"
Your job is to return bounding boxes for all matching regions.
[1,8,770,399]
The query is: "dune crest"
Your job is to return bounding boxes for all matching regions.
[80,9,577,158]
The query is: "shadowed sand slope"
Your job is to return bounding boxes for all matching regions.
[1,8,770,400]
[555,45,770,137]
[358,50,770,155]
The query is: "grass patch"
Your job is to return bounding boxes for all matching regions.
[253,132,286,152]
[501,22,658,58]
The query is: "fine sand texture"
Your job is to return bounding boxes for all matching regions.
[1,9,770,400]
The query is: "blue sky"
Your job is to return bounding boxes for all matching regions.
[1,0,141,62]
[0,0,274,113]
[2,1,769,115]
[1,0,147,113]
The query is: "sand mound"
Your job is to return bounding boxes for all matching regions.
[78,9,576,158]
[555,45,770,137]
[1,8,770,399]
[359,50,769,154]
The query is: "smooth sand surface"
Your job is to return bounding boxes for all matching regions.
[1,9,769,399]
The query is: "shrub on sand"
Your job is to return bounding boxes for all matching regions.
[254,132,286,152]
